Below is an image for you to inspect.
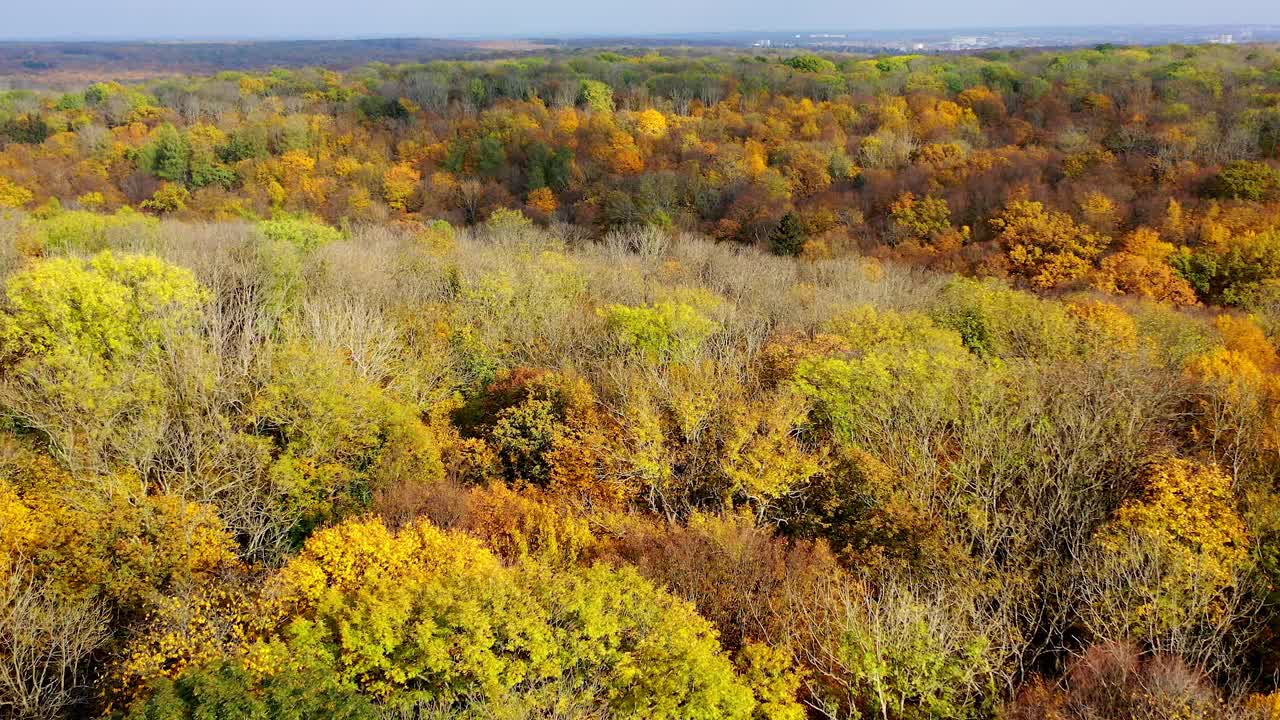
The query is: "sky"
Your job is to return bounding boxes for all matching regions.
[3,0,1280,41]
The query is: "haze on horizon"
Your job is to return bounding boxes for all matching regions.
[4,0,1280,42]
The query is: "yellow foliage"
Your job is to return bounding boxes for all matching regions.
[992,199,1107,290]
[1215,313,1279,369]
[0,470,238,614]
[1247,692,1280,720]
[635,108,669,138]
[464,483,596,564]
[1095,457,1250,632]
[526,186,558,215]
[76,191,106,209]
[117,584,257,690]
[554,107,580,136]
[279,150,316,178]
[0,176,34,209]
[1186,315,1280,460]
[1093,227,1198,306]
[1078,191,1118,231]
[1067,299,1138,352]
[382,162,422,211]
[719,388,822,504]
[744,139,768,177]
[269,517,495,614]
[238,76,268,95]
[333,156,362,177]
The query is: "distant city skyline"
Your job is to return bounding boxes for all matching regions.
[3,0,1280,41]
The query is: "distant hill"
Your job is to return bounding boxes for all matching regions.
[0,38,553,81]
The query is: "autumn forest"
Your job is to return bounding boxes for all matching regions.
[3,42,1280,720]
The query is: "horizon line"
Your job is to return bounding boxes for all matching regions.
[2,22,1278,44]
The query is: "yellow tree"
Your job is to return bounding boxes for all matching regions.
[1093,227,1198,306]
[1081,457,1251,667]
[0,176,34,209]
[991,199,1107,290]
[381,162,422,211]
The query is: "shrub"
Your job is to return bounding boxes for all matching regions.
[125,518,763,719]
[26,208,158,255]
[0,252,210,472]
[257,216,342,252]
[599,301,718,363]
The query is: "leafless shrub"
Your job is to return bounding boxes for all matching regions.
[0,212,22,278]
[0,569,109,720]
[300,294,401,383]
[600,225,671,261]
[374,478,471,532]
[1006,641,1228,720]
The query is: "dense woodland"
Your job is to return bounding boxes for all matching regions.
[0,39,539,80]
[3,43,1280,719]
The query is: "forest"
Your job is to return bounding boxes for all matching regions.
[1,42,1280,719]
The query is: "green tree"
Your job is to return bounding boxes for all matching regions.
[1204,160,1280,201]
[126,659,376,720]
[784,55,838,74]
[128,518,764,719]
[0,252,210,472]
[140,124,192,185]
[769,212,806,256]
[579,80,615,113]
[258,216,342,252]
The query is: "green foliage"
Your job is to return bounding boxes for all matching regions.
[0,251,209,470]
[217,129,268,163]
[1204,160,1280,201]
[929,277,1076,360]
[485,207,534,234]
[258,216,342,252]
[140,124,193,184]
[769,212,806,257]
[525,143,573,193]
[54,93,86,111]
[140,184,190,215]
[126,658,376,720]
[831,582,995,720]
[27,208,159,255]
[794,306,977,446]
[1170,229,1280,307]
[890,193,952,242]
[738,643,806,720]
[8,43,1280,720]
[579,79,615,113]
[226,518,759,718]
[600,301,718,363]
[249,342,444,536]
[0,251,206,363]
[189,162,237,190]
[784,55,839,74]
[445,133,509,178]
[1,114,52,145]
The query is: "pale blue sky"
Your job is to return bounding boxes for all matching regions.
[3,0,1279,41]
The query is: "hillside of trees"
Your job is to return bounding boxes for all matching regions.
[2,43,1280,719]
